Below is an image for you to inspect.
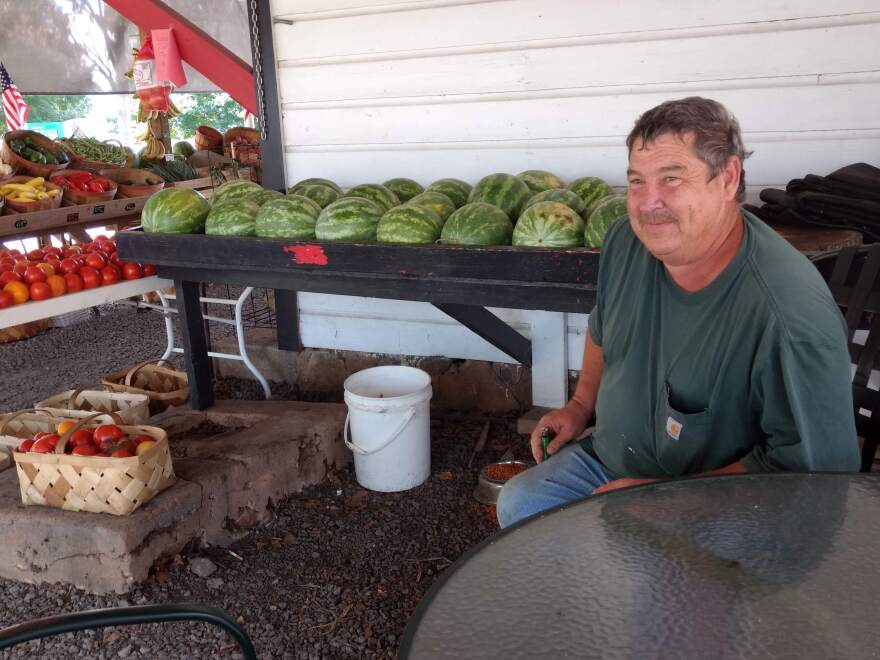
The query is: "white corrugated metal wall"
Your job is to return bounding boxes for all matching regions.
[269,0,880,406]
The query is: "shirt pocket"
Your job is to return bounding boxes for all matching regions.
[655,383,713,476]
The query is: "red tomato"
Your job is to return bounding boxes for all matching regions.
[13,260,28,275]
[27,249,44,261]
[59,258,79,274]
[85,253,106,269]
[15,439,34,452]
[132,434,155,446]
[142,264,157,276]
[31,436,56,453]
[35,262,55,277]
[111,448,133,458]
[122,263,142,280]
[46,257,62,273]
[7,249,22,258]
[94,425,125,443]
[110,252,123,266]
[80,266,101,289]
[101,265,121,285]
[0,291,13,308]
[62,246,82,256]
[24,266,47,284]
[0,259,14,272]
[72,445,97,456]
[0,271,22,285]
[69,430,94,447]
[94,234,109,242]
[64,272,84,293]
[96,239,116,254]
[43,246,62,258]
[29,281,52,301]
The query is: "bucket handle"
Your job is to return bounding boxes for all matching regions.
[343,406,418,456]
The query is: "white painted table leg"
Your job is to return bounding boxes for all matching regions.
[530,311,568,408]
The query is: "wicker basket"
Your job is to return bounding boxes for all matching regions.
[0,319,50,344]
[0,130,69,178]
[12,413,176,516]
[0,176,63,213]
[35,388,151,425]
[59,139,127,172]
[50,169,118,205]
[102,359,189,414]
[194,125,223,153]
[0,408,124,450]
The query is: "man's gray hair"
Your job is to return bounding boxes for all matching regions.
[626,97,753,202]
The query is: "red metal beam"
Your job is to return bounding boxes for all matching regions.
[103,0,256,114]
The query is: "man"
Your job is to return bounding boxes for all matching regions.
[497,97,860,528]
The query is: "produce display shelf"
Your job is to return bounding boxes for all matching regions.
[0,276,172,327]
[0,195,150,239]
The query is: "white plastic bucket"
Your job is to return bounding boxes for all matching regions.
[343,366,432,492]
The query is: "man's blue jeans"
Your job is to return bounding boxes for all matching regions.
[496,443,614,528]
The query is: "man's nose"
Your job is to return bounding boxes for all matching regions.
[635,181,666,212]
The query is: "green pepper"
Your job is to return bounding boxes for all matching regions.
[23,147,46,164]
[41,149,58,164]
[10,140,24,154]
[56,150,69,164]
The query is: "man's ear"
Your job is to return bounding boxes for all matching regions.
[721,156,742,201]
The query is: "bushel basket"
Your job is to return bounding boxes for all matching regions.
[12,413,175,516]
[35,388,151,425]
[102,360,189,414]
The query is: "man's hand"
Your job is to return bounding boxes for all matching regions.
[592,477,657,495]
[530,400,592,463]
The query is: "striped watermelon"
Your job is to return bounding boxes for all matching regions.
[468,173,532,219]
[440,203,513,246]
[426,178,471,208]
[315,197,384,241]
[585,194,628,248]
[517,170,565,194]
[344,184,400,212]
[247,189,285,206]
[297,184,339,208]
[205,199,260,237]
[211,180,263,206]
[142,187,210,234]
[255,196,322,239]
[377,205,444,244]
[513,202,584,248]
[406,191,456,223]
[523,188,588,219]
[288,177,342,194]
[383,178,424,202]
[568,177,613,214]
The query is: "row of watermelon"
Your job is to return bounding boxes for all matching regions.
[140,171,629,248]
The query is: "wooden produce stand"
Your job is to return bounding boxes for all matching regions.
[118,232,600,410]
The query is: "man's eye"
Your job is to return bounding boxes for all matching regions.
[628,179,642,186]
[664,177,681,184]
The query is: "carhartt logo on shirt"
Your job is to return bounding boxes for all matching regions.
[666,417,682,440]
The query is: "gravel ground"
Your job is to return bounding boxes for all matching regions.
[0,303,528,659]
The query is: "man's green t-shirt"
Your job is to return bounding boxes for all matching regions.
[586,210,859,478]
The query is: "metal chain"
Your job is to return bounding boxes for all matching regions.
[249,0,268,141]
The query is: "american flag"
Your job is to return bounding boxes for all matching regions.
[1,62,29,131]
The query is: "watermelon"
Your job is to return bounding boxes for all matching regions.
[344,184,400,212]
[288,177,342,194]
[406,191,456,223]
[468,173,532,219]
[568,176,613,214]
[141,187,210,234]
[377,205,444,244]
[522,188,588,219]
[255,195,322,239]
[246,189,285,206]
[439,203,513,246]
[297,184,340,208]
[211,180,263,206]
[585,194,628,248]
[383,178,424,203]
[513,202,584,248]
[315,197,384,241]
[205,199,261,237]
[426,178,471,208]
[172,141,195,158]
[517,170,564,194]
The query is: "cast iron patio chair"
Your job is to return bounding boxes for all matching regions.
[0,603,256,658]
[811,244,880,472]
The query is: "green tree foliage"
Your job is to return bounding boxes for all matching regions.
[0,95,92,134]
[169,93,244,141]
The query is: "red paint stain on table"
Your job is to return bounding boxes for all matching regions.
[283,245,328,266]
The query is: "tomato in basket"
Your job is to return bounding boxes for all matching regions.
[94,425,125,443]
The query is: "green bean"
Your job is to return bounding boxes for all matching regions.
[64,137,127,165]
